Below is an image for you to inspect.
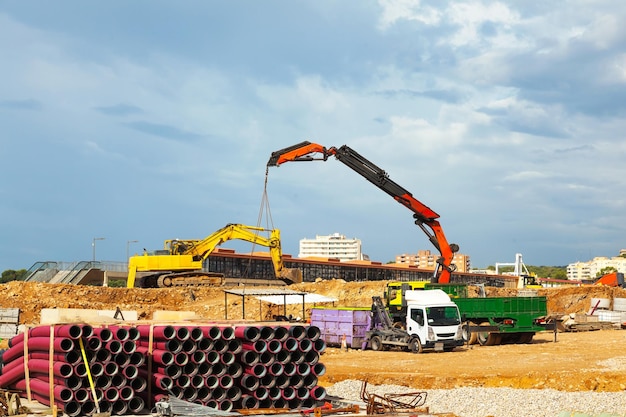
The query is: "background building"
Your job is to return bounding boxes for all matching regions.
[298,233,364,261]
[567,251,626,281]
[395,249,470,273]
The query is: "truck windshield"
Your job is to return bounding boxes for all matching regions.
[426,306,461,326]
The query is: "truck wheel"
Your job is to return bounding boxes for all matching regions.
[408,337,422,354]
[477,322,501,346]
[462,324,478,345]
[369,336,384,351]
[518,332,534,344]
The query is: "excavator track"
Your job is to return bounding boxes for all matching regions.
[155,272,225,288]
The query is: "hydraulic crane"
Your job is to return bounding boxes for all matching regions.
[267,141,459,283]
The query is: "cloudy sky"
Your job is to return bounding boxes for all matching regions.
[1,1,625,272]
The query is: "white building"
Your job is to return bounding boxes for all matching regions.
[567,251,626,281]
[298,233,363,261]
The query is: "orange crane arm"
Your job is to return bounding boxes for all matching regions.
[267,141,458,283]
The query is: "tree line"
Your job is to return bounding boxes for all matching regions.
[0,269,28,283]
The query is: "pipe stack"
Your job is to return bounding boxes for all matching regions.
[0,322,327,415]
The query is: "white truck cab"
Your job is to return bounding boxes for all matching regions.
[404,289,464,352]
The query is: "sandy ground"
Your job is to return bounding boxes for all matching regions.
[1,280,626,393]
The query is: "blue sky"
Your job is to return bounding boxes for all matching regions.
[1,1,625,271]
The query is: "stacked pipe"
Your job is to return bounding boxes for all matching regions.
[0,324,147,416]
[0,322,327,415]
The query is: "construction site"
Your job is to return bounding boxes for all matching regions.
[1,141,626,417]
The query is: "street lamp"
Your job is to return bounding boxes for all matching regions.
[92,237,105,262]
[127,240,139,259]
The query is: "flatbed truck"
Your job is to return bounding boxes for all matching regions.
[386,282,555,345]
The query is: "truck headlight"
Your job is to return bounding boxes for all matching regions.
[456,324,463,339]
[427,326,435,341]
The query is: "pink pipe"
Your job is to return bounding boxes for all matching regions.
[268,386,282,401]
[235,326,260,342]
[228,362,243,379]
[183,386,198,402]
[112,399,129,415]
[134,346,174,366]
[297,363,311,376]
[272,326,289,342]
[86,337,102,351]
[228,339,243,354]
[73,388,90,403]
[104,386,120,402]
[130,351,145,366]
[113,352,130,367]
[240,394,259,409]
[268,362,284,377]
[212,339,228,354]
[273,398,288,409]
[174,352,189,366]
[176,374,191,389]
[259,326,275,340]
[174,326,191,342]
[128,326,140,341]
[191,351,205,365]
[275,350,290,365]
[189,327,204,342]
[183,361,198,378]
[283,362,296,377]
[219,399,234,412]
[242,340,267,354]
[314,338,327,353]
[96,349,112,363]
[211,386,226,401]
[253,386,269,400]
[282,337,298,352]
[281,386,296,400]
[153,364,182,379]
[312,363,326,376]
[14,378,73,402]
[119,386,134,401]
[95,374,112,390]
[123,364,139,379]
[261,374,276,389]
[244,363,267,378]
[198,362,213,377]
[227,386,242,402]
[198,338,213,351]
[291,350,305,364]
[91,327,113,342]
[128,397,145,413]
[204,375,219,389]
[137,338,182,353]
[220,351,235,365]
[238,350,259,366]
[2,337,74,363]
[31,392,82,417]
[29,373,82,390]
[290,374,304,389]
[0,359,73,386]
[138,369,173,390]
[288,325,307,340]
[103,361,119,376]
[131,376,147,393]
[197,386,211,402]
[219,374,234,389]
[111,373,125,388]
[212,362,227,377]
[122,340,136,354]
[181,339,197,354]
[220,326,235,340]
[191,374,204,389]
[206,350,220,365]
[10,324,83,345]
[304,374,318,389]
[110,326,130,341]
[306,326,321,341]
[274,374,291,389]
[80,402,95,415]
[259,351,275,366]
[201,326,221,340]
[298,338,313,353]
[267,339,282,354]
[304,350,320,365]
[106,340,123,355]
[240,374,260,391]
[136,324,177,340]
[297,387,310,400]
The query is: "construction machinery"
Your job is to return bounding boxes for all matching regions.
[267,141,459,283]
[126,224,302,288]
[594,271,625,287]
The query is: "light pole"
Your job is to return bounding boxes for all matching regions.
[127,240,139,259]
[92,237,105,263]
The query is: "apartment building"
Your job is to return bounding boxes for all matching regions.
[298,233,364,261]
[395,249,470,273]
[567,252,626,281]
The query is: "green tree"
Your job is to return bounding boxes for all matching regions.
[596,266,617,278]
[0,269,28,283]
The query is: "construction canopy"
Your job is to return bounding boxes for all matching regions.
[256,293,337,305]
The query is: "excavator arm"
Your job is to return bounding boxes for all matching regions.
[127,224,302,288]
[267,141,459,283]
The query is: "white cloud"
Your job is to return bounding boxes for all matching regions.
[377,0,442,29]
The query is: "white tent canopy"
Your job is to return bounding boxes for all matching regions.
[255,293,337,305]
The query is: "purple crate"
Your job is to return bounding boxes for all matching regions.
[310,308,371,349]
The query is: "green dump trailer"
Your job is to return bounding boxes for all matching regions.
[386,282,555,346]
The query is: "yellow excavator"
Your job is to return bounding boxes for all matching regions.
[126,224,302,288]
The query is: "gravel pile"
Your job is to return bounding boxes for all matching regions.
[325,380,626,417]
